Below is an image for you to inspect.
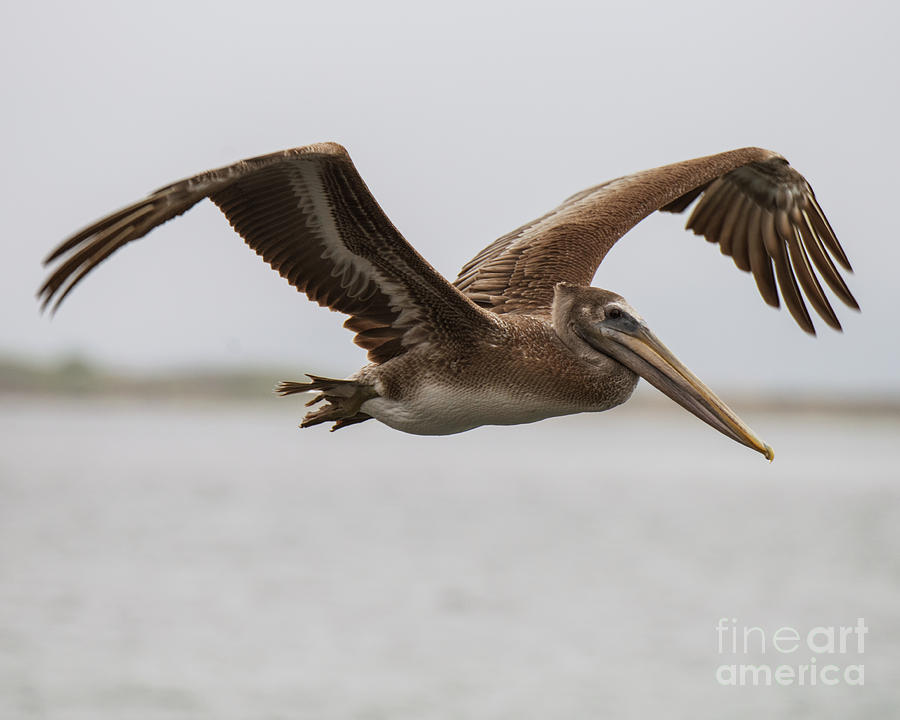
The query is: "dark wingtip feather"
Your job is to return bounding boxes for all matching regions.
[807,195,852,271]
[36,287,53,316]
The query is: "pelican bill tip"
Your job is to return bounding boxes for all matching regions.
[763,443,775,462]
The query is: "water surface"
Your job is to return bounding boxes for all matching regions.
[1,397,898,719]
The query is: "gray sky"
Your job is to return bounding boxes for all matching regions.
[3,0,898,393]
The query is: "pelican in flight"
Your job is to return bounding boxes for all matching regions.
[40,143,858,459]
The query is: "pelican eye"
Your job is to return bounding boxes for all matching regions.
[607,307,623,321]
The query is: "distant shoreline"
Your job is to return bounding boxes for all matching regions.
[0,355,291,401]
[2,354,898,416]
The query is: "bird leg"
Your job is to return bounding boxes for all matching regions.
[275,375,377,431]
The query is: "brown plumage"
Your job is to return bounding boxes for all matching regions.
[454,149,857,329]
[41,143,489,364]
[39,143,857,457]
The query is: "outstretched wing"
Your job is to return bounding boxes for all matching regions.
[454,148,857,334]
[41,142,491,363]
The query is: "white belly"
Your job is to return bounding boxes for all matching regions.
[360,382,587,436]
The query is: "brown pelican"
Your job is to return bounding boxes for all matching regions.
[40,143,858,459]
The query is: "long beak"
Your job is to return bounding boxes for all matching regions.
[593,324,774,461]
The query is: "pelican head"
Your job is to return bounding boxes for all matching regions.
[553,283,774,460]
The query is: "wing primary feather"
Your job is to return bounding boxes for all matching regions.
[769,227,816,334]
[760,207,781,258]
[807,195,852,270]
[44,200,159,264]
[703,183,741,244]
[686,180,728,237]
[43,225,136,313]
[716,194,745,257]
[750,210,780,307]
[774,208,793,244]
[788,227,841,330]
[731,203,757,272]
[39,222,139,309]
[798,211,859,309]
